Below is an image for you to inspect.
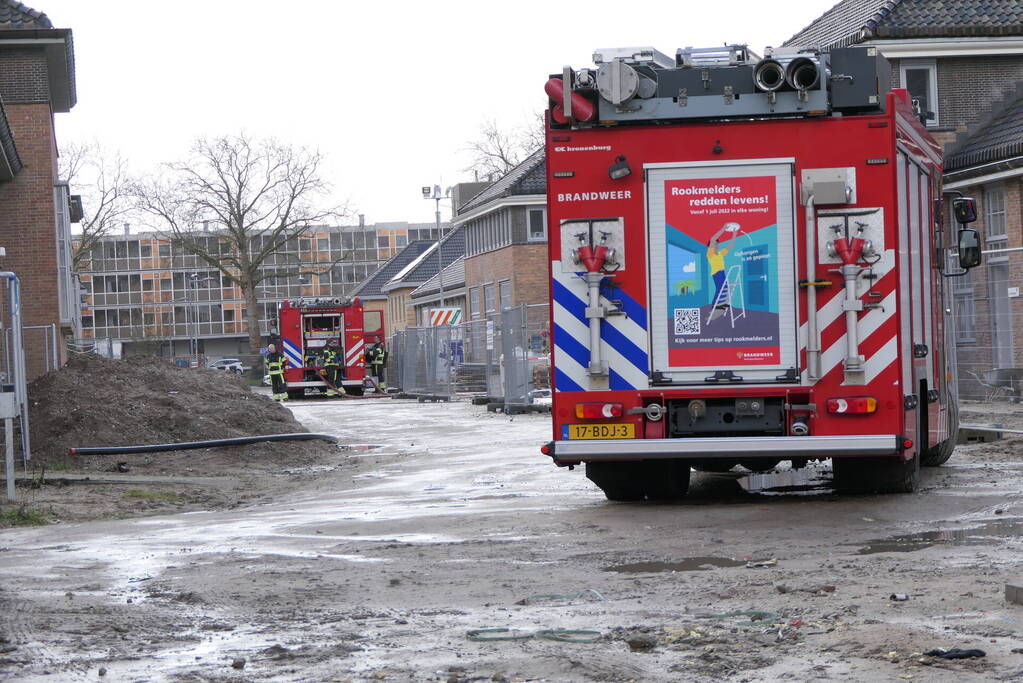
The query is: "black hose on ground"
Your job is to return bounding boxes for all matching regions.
[68,433,338,456]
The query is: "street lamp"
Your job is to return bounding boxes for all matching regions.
[187,272,216,366]
[421,184,451,317]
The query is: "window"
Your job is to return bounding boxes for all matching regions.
[484,283,496,313]
[158,244,171,257]
[987,239,1013,366]
[950,252,975,344]
[317,237,329,251]
[378,235,389,248]
[528,208,547,241]
[142,279,154,292]
[141,244,152,258]
[470,288,480,319]
[500,280,512,311]
[985,185,1007,240]
[396,234,407,247]
[900,59,938,126]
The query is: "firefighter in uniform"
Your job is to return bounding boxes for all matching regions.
[266,343,287,401]
[367,342,388,392]
[323,338,345,397]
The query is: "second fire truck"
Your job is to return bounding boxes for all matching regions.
[274,297,386,398]
[541,44,982,499]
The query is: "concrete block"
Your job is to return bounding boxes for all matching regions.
[1005,583,1023,605]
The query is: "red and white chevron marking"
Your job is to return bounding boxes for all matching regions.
[799,249,898,386]
[345,339,365,366]
[429,308,462,326]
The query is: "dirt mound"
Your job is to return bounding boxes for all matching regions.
[27,355,329,474]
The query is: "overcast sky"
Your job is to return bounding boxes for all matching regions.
[41,0,840,226]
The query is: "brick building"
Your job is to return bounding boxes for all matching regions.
[456,149,548,325]
[0,1,77,379]
[786,0,1023,396]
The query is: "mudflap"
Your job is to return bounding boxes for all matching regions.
[832,453,919,494]
[585,460,691,502]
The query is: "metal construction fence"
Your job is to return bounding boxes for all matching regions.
[390,304,550,402]
[3,324,60,380]
[949,247,1023,402]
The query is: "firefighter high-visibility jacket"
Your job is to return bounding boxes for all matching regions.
[368,346,387,367]
[266,352,286,376]
[323,347,340,367]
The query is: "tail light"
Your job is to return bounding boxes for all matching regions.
[826,396,877,414]
[575,402,623,419]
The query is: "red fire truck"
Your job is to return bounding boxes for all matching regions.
[541,45,982,499]
[275,297,385,398]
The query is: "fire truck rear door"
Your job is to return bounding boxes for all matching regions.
[646,160,799,384]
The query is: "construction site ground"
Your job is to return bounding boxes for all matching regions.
[2,357,1023,681]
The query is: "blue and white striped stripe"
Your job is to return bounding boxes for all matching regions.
[552,262,649,392]
[281,338,303,369]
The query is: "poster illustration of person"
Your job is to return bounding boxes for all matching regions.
[664,176,781,367]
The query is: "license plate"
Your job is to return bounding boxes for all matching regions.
[564,423,636,439]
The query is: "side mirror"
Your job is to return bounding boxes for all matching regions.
[952,197,977,224]
[958,229,982,270]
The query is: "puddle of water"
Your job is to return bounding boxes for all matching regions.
[603,557,747,573]
[856,517,1023,554]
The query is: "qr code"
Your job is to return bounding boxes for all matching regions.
[674,308,700,335]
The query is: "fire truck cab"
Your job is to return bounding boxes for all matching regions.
[275,297,376,398]
[542,45,981,500]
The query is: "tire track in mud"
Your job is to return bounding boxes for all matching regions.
[0,591,95,681]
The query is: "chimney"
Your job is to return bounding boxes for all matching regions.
[202,220,210,232]
[123,223,130,236]
[358,214,365,227]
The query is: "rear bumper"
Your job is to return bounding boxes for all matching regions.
[551,434,899,463]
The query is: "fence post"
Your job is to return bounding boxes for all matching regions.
[50,324,58,370]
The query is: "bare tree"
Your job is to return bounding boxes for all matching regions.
[464,114,544,181]
[132,133,345,354]
[59,141,135,269]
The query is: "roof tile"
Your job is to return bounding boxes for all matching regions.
[0,1,52,29]
[784,0,1023,50]
[458,149,545,214]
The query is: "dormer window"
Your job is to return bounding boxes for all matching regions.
[900,59,939,126]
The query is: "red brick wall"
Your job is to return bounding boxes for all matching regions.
[0,102,62,380]
[464,244,549,321]
[0,48,49,103]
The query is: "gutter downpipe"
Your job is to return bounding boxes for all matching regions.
[805,196,821,381]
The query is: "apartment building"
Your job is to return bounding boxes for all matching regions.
[76,220,439,360]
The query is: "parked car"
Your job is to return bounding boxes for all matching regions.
[208,358,249,374]
[527,388,552,407]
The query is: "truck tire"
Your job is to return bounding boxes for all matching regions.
[832,453,919,494]
[643,459,691,500]
[345,386,364,397]
[922,402,958,467]
[585,462,645,502]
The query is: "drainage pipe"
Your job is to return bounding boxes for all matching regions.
[68,432,339,456]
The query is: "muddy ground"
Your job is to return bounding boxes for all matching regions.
[1,386,1023,681]
[10,355,338,522]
